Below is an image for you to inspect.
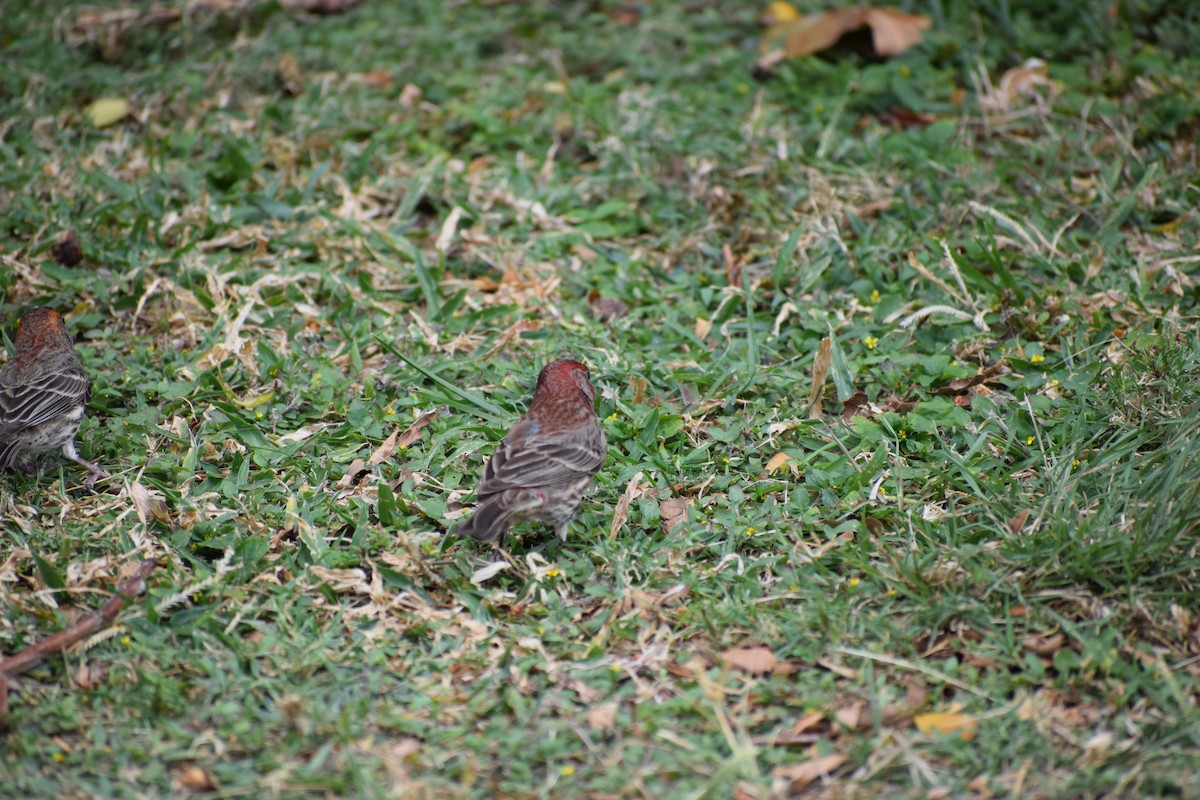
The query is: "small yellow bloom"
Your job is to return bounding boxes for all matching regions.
[545,568,560,578]
[737,82,750,94]
[1047,379,1059,388]
[1031,354,1045,363]
[1072,459,1081,468]
[561,765,576,776]
[121,636,132,645]
[256,411,264,419]
[865,336,879,350]
[814,104,825,114]
[607,413,618,421]
[848,577,860,588]
[384,405,395,415]
[899,65,911,77]
[898,430,907,439]
[1026,436,1035,445]
[886,588,897,597]
[869,289,880,303]
[53,753,66,763]
[746,527,757,536]
[878,486,887,496]
[723,457,730,464]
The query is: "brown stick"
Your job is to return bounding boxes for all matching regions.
[0,559,156,717]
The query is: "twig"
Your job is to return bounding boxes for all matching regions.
[0,559,156,718]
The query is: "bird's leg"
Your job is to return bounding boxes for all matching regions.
[62,443,108,489]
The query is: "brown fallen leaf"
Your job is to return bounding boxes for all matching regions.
[51,230,83,266]
[394,410,439,450]
[940,362,1007,394]
[586,702,618,731]
[588,290,629,324]
[877,105,937,130]
[808,336,832,418]
[721,646,777,675]
[879,395,918,413]
[759,5,930,70]
[840,390,870,422]
[765,452,795,475]
[1022,633,1065,657]
[1008,510,1031,535]
[659,496,690,534]
[834,700,867,731]
[608,471,644,538]
[772,753,848,792]
[177,765,217,791]
[629,375,648,404]
[336,458,369,489]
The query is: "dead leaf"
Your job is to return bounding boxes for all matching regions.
[816,658,859,680]
[877,106,937,129]
[277,52,302,96]
[469,561,510,586]
[608,471,644,538]
[879,395,917,413]
[759,5,929,69]
[695,317,712,340]
[394,411,439,451]
[766,452,794,475]
[979,58,1059,113]
[840,391,870,422]
[1008,510,1030,535]
[943,362,1006,393]
[178,765,217,791]
[129,481,169,527]
[51,230,83,266]
[74,662,104,690]
[864,7,931,55]
[659,496,690,533]
[914,709,977,740]
[834,700,867,730]
[772,754,847,791]
[759,1,800,25]
[1022,633,1065,657]
[629,375,648,404]
[586,702,618,731]
[808,337,832,418]
[588,291,629,323]
[721,646,777,675]
[336,458,369,489]
[84,97,130,128]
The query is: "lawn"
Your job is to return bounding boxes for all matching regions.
[2,0,1199,797]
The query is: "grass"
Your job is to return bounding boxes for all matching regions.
[2,0,1200,797]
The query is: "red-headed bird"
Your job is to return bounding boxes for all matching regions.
[455,359,605,545]
[0,308,108,488]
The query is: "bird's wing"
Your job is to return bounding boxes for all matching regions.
[476,418,604,496]
[0,365,91,433]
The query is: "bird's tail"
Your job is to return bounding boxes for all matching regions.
[453,498,515,543]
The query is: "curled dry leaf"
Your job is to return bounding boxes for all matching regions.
[177,765,217,791]
[1022,633,1065,657]
[469,560,510,586]
[759,5,930,69]
[336,458,369,489]
[808,337,832,418]
[608,471,645,538]
[394,410,439,451]
[721,646,777,675]
[1008,509,1031,535]
[772,753,848,792]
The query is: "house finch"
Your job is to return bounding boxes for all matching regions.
[0,307,108,488]
[455,359,606,546]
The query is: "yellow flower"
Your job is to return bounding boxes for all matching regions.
[746,527,757,536]
[1031,354,1045,363]
[1072,459,1081,468]
[545,568,560,578]
[561,766,576,776]
[1026,436,1035,445]
[899,65,911,77]
[869,289,880,304]
[1047,379,1059,388]
[848,577,860,588]
[886,588,897,597]
[53,753,66,763]
[384,405,396,415]
[607,413,618,421]
[121,636,132,645]
[865,336,879,349]
[737,82,750,94]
